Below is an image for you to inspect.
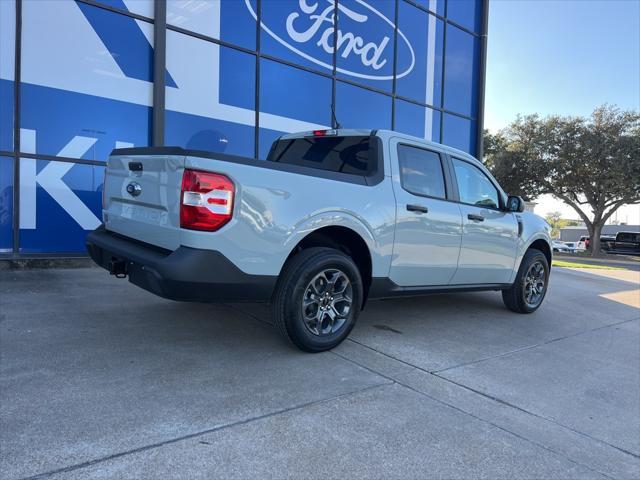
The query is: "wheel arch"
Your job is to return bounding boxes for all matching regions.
[283,225,373,308]
[528,238,552,267]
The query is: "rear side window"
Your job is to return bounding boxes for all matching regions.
[267,135,376,176]
[397,145,446,199]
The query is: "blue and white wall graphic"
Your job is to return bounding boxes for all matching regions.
[0,0,485,255]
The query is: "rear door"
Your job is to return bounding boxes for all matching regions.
[103,151,185,250]
[448,157,518,285]
[389,139,463,286]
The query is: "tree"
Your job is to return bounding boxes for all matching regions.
[545,212,563,239]
[544,212,580,239]
[484,105,640,256]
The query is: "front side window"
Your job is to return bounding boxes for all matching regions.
[397,145,446,199]
[452,158,500,209]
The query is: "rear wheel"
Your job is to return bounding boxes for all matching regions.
[271,247,363,352]
[502,249,549,313]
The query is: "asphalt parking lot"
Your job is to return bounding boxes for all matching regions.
[1,264,639,479]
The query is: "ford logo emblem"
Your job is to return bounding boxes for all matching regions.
[126,182,142,197]
[245,0,415,81]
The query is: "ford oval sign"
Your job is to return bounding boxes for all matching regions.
[245,0,415,81]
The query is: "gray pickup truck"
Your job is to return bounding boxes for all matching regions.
[87,129,552,352]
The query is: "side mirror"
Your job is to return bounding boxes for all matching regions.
[507,195,525,213]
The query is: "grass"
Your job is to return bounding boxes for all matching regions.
[552,259,626,270]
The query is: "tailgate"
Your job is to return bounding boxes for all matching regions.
[103,152,185,250]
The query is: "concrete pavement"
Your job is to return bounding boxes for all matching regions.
[1,266,638,479]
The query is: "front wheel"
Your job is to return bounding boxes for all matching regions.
[502,249,549,313]
[271,247,363,352]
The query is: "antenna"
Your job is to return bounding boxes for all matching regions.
[331,103,342,130]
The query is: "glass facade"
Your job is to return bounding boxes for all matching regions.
[0,0,15,153]
[0,0,486,255]
[0,157,13,253]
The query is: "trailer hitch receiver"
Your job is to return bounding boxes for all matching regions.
[109,259,128,278]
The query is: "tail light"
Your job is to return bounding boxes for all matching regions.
[180,169,234,231]
[310,129,337,137]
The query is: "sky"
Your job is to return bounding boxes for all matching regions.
[484,0,640,225]
[485,0,640,131]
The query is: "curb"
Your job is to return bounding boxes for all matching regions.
[554,253,640,268]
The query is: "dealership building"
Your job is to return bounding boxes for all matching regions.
[0,0,487,256]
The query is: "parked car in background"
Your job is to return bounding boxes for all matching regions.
[574,233,636,254]
[87,129,553,352]
[552,240,575,253]
[609,232,640,256]
[576,236,589,251]
[600,235,616,251]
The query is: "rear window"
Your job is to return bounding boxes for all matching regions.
[267,135,377,176]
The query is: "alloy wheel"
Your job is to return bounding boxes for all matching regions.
[523,260,546,308]
[301,269,353,336]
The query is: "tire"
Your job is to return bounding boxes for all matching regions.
[271,247,363,352]
[502,248,550,313]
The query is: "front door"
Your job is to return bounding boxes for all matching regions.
[449,157,518,285]
[389,141,463,287]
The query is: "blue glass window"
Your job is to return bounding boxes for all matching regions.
[260,59,332,127]
[167,0,256,50]
[19,160,104,253]
[0,81,12,152]
[93,0,154,18]
[21,1,153,159]
[219,47,257,111]
[259,128,285,160]
[259,0,335,74]
[166,32,255,157]
[0,0,15,152]
[411,0,446,16]
[443,24,479,117]
[166,111,255,158]
[446,0,482,33]
[73,2,163,86]
[397,2,444,106]
[336,0,395,93]
[442,113,476,154]
[21,85,152,160]
[335,82,392,130]
[0,157,13,252]
[395,99,441,142]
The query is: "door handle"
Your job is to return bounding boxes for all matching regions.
[407,204,429,214]
[467,213,485,222]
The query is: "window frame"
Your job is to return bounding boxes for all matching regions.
[396,143,450,201]
[450,156,505,211]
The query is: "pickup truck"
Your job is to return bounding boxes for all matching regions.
[87,129,552,352]
[609,231,640,256]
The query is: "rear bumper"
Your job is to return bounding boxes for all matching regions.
[86,225,276,302]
